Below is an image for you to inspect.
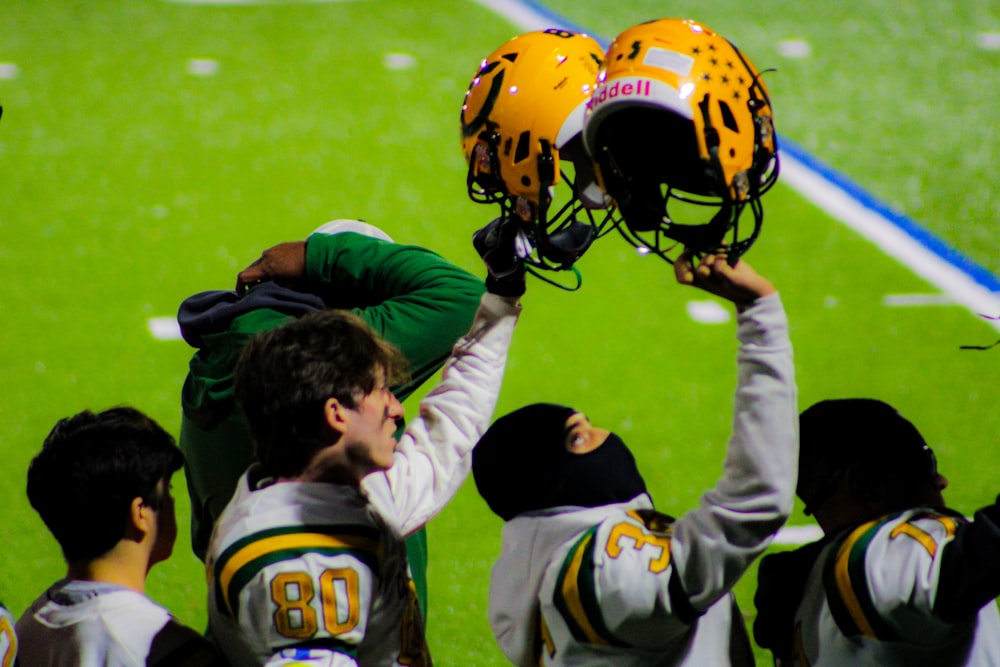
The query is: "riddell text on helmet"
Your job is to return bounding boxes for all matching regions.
[586,78,653,111]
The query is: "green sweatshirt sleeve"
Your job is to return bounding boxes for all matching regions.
[304,232,486,400]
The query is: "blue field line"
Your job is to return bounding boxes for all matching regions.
[476,0,598,42]
[473,0,1000,320]
[779,139,1000,294]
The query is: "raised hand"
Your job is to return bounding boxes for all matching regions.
[473,216,526,297]
[235,241,307,294]
[674,250,775,306]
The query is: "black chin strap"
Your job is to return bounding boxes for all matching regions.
[533,139,595,269]
[469,134,596,287]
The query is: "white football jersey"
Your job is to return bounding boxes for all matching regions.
[15,579,221,666]
[790,508,1000,666]
[207,475,428,666]
[532,503,754,666]
[488,293,797,666]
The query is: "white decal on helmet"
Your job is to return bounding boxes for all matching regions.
[643,47,695,77]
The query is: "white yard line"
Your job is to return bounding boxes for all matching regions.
[469,0,591,36]
[148,317,183,341]
[883,294,958,307]
[780,150,1000,330]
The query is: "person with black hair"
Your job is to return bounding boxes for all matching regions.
[16,407,224,666]
[472,251,797,666]
[754,398,1000,666]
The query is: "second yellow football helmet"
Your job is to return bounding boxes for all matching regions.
[583,18,779,263]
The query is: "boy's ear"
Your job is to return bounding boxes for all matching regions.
[127,497,154,541]
[323,397,350,435]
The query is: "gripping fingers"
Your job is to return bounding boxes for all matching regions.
[674,250,698,286]
[235,263,264,293]
[235,241,308,294]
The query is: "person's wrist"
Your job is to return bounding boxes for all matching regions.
[485,266,526,297]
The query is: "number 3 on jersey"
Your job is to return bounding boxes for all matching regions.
[604,509,673,574]
[271,568,360,639]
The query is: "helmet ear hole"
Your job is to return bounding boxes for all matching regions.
[717,100,739,133]
[514,131,531,164]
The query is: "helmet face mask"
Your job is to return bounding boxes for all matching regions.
[460,30,617,276]
[583,18,779,264]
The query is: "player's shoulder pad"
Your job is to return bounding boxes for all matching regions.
[821,509,965,641]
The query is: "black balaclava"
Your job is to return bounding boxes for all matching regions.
[472,403,648,521]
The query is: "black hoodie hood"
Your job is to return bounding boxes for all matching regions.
[178,281,326,348]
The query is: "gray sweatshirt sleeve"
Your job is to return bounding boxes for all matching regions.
[669,292,798,613]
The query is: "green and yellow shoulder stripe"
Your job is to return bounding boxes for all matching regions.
[551,526,630,649]
[822,510,960,641]
[211,523,382,621]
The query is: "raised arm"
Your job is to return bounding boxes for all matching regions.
[305,232,486,393]
[363,216,527,535]
[236,229,485,400]
[669,252,798,614]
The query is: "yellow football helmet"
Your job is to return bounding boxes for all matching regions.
[460,29,614,275]
[583,18,779,263]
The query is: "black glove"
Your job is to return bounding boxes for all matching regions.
[473,216,526,297]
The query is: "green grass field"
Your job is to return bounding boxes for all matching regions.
[2,1,998,664]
